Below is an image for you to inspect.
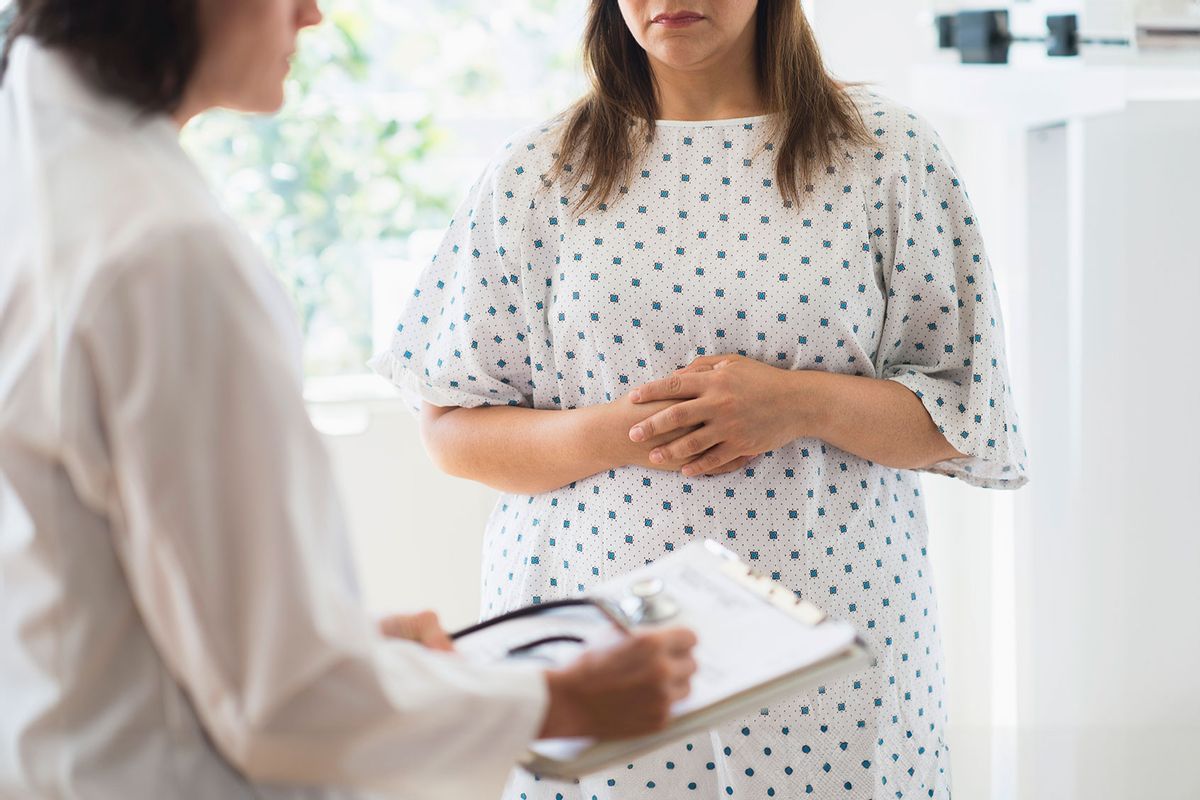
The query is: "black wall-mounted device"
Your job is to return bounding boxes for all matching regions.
[936,11,1130,64]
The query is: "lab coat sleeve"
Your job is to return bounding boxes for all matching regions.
[865,106,1029,489]
[77,223,548,798]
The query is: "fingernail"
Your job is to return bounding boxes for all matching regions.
[681,465,697,477]
[649,450,664,464]
[630,426,645,442]
[630,390,642,402]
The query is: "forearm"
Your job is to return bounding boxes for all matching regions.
[796,371,964,470]
[420,403,622,495]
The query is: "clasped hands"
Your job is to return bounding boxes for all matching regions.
[614,354,814,478]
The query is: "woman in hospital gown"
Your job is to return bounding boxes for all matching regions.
[371,2,1028,798]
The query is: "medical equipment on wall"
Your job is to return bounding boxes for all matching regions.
[935,10,1135,62]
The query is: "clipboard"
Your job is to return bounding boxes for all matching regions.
[453,540,874,781]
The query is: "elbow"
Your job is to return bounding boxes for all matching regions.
[903,440,967,472]
[870,434,965,472]
[418,405,467,479]
[219,730,277,785]
[208,710,316,786]
[417,402,558,495]
[925,433,968,468]
[208,698,353,787]
[419,431,458,479]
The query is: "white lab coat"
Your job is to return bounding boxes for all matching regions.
[0,38,546,800]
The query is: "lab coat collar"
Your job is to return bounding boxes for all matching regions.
[6,36,176,138]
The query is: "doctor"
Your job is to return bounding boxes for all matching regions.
[0,1,698,798]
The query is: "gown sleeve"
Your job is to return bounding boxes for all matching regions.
[370,153,539,413]
[866,105,1029,489]
[79,223,548,799]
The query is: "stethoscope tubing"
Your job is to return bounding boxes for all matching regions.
[449,598,605,641]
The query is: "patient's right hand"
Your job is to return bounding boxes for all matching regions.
[539,628,699,740]
[606,393,752,477]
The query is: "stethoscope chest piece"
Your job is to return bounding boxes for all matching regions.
[618,577,680,626]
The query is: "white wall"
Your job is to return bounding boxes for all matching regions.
[316,401,493,629]
[1013,101,1200,800]
[810,0,925,101]
[911,80,1200,800]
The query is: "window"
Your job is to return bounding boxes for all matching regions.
[184,0,584,379]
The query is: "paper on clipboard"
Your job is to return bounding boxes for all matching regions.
[525,541,861,766]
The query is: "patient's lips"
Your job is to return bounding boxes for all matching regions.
[652,10,706,28]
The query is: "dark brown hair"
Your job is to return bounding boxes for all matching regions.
[552,0,871,211]
[0,0,200,113]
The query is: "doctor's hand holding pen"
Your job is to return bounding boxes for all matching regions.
[381,612,699,738]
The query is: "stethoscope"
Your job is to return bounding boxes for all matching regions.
[450,577,681,658]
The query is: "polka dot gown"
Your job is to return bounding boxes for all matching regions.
[372,90,1028,799]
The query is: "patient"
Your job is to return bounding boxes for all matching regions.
[0,1,697,798]
[371,0,1027,797]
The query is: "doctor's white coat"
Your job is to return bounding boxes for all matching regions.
[0,38,546,800]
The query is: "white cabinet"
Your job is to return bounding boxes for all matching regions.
[913,57,1200,800]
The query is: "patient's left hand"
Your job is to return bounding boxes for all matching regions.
[379,610,455,652]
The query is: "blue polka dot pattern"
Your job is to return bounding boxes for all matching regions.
[372,89,1028,799]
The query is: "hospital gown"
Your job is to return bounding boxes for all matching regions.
[372,89,1028,800]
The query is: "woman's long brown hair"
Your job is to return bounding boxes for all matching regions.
[552,0,871,211]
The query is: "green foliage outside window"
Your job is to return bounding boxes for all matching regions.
[184,0,581,378]
[184,4,451,377]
